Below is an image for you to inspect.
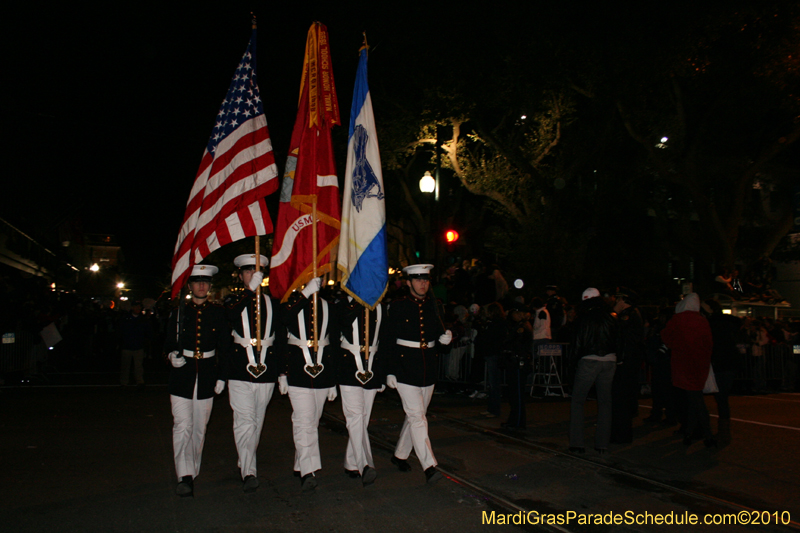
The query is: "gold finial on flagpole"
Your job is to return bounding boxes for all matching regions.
[361,32,369,55]
[251,12,257,30]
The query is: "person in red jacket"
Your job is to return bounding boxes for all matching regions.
[661,293,716,447]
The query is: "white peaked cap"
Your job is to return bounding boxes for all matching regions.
[403,264,434,278]
[189,264,219,279]
[234,254,269,268]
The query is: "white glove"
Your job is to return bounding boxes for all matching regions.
[301,277,322,298]
[386,374,397,389]
[248,271,264,291]
[214,380,225,394]
[278,375,289,395]
[439,329,453,345]
[327,386,338,401]
[379,385,386,393]
[169,351,185,368]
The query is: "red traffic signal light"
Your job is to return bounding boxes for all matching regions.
[445,230,459,243]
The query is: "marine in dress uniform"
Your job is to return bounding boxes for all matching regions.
[336,297,386,487]
[164,264,230,497]
[383,264,452,483]
[223,254,285,493]
[276,278,338,491]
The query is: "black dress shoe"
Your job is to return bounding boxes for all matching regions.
[568,447,585,454]
[424,466,442,484]
[391,456,412,472]
[176,475,194,497]
[362,465,377,486]
[300,473,317,492]
[243,475,259,493]
[345,469,361,479]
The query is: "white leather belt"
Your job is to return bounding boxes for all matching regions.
[341,339,379,357]
[183,349,216,359]
[396,339,435,349]
[232,331,275,348]
[288,334,330,348]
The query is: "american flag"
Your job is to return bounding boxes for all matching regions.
[170,28,278,298]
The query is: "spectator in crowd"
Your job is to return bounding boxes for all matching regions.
[474,302,507,418]
[749,319,770,393]
[530,298,552,351]
[703,299,741,446]
[569,288,619,454]
[118,301,153,387]
[491,267,509,305]
[713,269,734,295]
[643,308,676,425]
[474,262,497,306]
[661,293,716,448]
[610,290,645,444]
[501,302,532,429]
[545,285,567,339]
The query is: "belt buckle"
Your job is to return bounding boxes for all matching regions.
[250,338,258,347]
[194,352,203,359]
[420,341,428,349]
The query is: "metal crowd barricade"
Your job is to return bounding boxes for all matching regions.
[737,343,798,391]
[438,328,477,384]
[1,329,36,376]
[530,342,570,398]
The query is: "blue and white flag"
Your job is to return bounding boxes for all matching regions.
[337,45,387,309]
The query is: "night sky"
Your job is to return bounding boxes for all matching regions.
[3,2,712,297]
[3,2,449,292]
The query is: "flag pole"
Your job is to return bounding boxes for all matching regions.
[251,12,263,353]
[312,196,319,351]
[364,307,370,363]
[255,237,262,351]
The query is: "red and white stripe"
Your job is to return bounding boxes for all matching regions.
[171,115,277,297]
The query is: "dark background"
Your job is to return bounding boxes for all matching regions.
[1,1,445,293]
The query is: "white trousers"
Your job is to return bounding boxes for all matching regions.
[340,385,378,473]
[171,380,214,481]
[394,383,437,470]
[228,380,275,478]
[288,386,332,476]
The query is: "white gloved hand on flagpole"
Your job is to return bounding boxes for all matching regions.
[301,277,322,299]
[248,271,264,291]
[438,330,453,346]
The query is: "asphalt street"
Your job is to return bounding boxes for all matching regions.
[2,372,799,533]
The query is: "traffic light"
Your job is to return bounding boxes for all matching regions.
[445,229,459,243]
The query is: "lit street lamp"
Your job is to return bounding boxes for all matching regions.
[419,171,435,193]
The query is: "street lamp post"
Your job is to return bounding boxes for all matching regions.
[419,171,436,262]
